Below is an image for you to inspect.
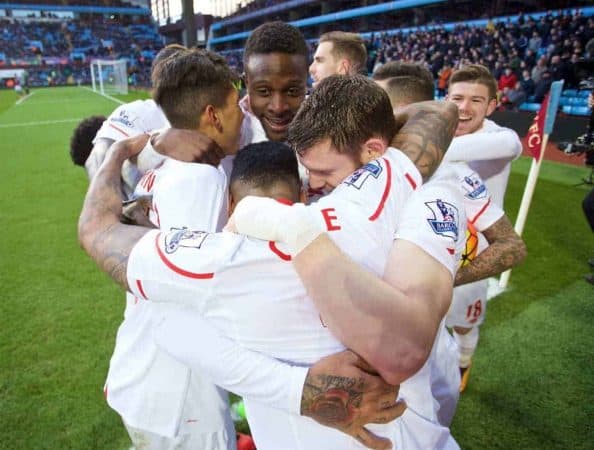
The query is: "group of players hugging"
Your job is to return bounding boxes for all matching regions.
[71,21,526,450]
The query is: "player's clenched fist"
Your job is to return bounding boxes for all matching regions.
[301,350,407,450]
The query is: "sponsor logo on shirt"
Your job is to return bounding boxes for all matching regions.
[425,199,459,241]
[164,228,209,253]
[462,173,487,199]
[344,160,382,190]
[110,109,135,128]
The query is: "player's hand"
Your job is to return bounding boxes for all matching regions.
[150,128,225,167]
[111,133,150,160]
[121,195,155,228]
[301,350,406,450]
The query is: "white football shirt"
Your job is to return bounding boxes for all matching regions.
[127,149,459,449]
[445,118,522,207]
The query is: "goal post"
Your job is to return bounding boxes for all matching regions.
[90,59,128,95]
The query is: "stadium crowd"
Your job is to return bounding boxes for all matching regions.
[367,10,592,107]
[0,15,161,87]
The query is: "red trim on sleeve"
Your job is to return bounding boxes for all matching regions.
[275,198,294,206]
[108,123,130,137]
[368,158,392,221]
[405,172,417,190]
[447,248,455,255]
[268,241,292,261]
[135,279,148,300]
[155,233,214,279]
[469,198,491,225]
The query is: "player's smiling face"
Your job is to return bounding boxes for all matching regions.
[245,53,308,142]
[446,82,496,136]
[299,138,360,192]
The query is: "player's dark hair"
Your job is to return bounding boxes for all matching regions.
[150,44,187,77]
[319,31,367,75]
[243,21,308,66]
[230,141,301,199]
[69,115,106,166]
[288,75,396,157]
[152,48,238,129]
[449,64,497,101]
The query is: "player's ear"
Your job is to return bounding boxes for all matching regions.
[206,104,223,133]
[337,59,348,76]
[485,98,497,116]
[228,189,236,216]
[361,137,387,163]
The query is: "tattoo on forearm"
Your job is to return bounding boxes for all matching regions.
[455,218,527,286]
[78,149,149,292]
[301,374,364,426]
[392,102,458,181]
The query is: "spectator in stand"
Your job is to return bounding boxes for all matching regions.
[519,69,535,98]
[498,66,518,92]
[500,81,526,111]
[533,70,553,103]
[492,60,504,82]
[549,54,571,83]
[437,61,452,97]
[524,48,537,69]
[528,31,542,52]
[531,55,548,84]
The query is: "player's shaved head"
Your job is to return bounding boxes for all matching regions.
[70,115,106,166]
[377,76,435,107]
[230,141,301,207]
[152,48,238,129]
[288,75,396,157]
[373,62,435,107]
[373,61,435,108]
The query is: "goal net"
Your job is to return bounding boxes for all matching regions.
[90,59,128,95]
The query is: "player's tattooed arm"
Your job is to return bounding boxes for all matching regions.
[454,215,527,286]
[301,350,406,450]
[391,100,459,181]
[78,134,153,292]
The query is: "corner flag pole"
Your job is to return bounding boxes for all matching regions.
[499,80,564,290]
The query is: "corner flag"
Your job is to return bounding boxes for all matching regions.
[525,80,565,160]
[499,80,564,289]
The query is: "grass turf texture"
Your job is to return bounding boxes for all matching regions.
[0,87,592,449]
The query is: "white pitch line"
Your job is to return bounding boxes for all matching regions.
[0,118,81,128]
[81,86,125,105]
[15,91,35,105]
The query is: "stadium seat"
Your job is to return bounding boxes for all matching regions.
[578,90,591,98]
[568,106,592,116]
[563,89,578,97]
[559,97,572,106]
[519,103,541,112]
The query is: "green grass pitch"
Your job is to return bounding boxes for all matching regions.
[0,86,592,449]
